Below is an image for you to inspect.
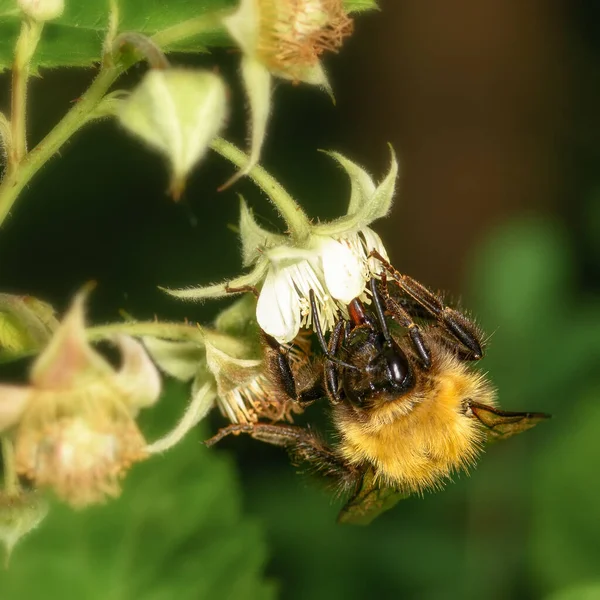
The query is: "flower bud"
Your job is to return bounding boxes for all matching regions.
[0,288,162,507]
[118,68,228,199]
[18,0,64,21]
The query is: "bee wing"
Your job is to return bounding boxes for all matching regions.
[337,468,408,525]
[469,401,551,442]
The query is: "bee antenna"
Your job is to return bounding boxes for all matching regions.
[369,277,393,343]
[309,289,358,371]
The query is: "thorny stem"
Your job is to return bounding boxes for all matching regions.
[1,438,19,496]
[211,137,313,244]
[9,19,43,172]
[0,9,234,229]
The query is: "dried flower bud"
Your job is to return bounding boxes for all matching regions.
[0,288,162,507]
[118,68,228,199]
[220,0,352,185]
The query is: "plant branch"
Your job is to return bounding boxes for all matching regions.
[0,9,234,229]
[9,19,43,172]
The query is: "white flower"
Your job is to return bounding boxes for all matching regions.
[163,147,398,343]
[221,0,353,186]
[143,297,301,445]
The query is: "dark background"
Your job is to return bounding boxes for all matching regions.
[1,1,599,598]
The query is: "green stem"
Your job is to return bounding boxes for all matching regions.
[1,437,19,496]
[0,66,120,227]
[211,137,313,243]
[0,9,234,229]
[9,19,43,171]
[86,321,207,344]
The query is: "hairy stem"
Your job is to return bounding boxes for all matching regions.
[0,9,234,229]
[9,20,43,172]
[86,320,207,344]
[0,66,120,227]
[211,137,313,243]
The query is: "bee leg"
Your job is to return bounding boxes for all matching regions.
[309,290,358,371]
[371,275,431,369]
[324,319,346,403]
[370,250,484,360]
[224,283,259,297]
[263,333,324,406]
[207,423,360,491]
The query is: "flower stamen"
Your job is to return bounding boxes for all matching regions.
[257,0,353,79]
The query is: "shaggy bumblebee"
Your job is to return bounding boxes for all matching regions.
[207,253,549,524]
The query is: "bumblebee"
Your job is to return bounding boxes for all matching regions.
[207,253,549,524]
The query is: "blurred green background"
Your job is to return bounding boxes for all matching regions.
[1,0,600,598]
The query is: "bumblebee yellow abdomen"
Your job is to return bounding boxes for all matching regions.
[336,362,494,494]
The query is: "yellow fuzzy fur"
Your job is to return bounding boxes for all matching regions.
[335,353,496,494]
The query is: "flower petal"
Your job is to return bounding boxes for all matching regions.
[360,227,390,274]
[30,286,113,390]
[256,268,301,343]
[112,335,162,413]
[0,386,30,432]
[319,237,365,303]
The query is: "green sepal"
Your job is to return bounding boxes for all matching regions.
[321,150,376,216]
[160,257,268,301]
[315,145,398,236]
[239,195,285,267]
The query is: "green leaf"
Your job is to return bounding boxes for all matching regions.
[0,0,237,71]
[0,383,274,600]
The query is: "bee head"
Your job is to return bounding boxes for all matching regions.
[341,331,416,409]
